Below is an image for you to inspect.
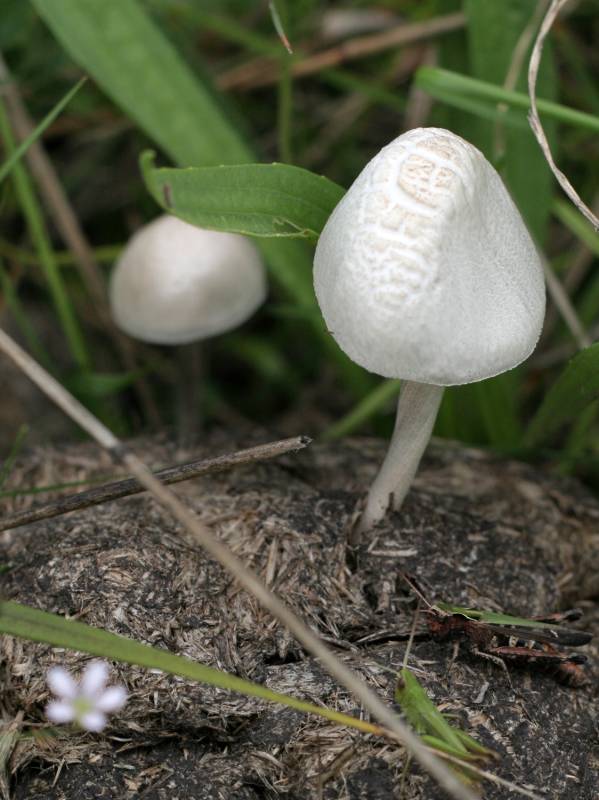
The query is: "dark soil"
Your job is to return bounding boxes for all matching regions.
[2,434,599,799]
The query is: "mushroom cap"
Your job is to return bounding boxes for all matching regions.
[110,215,267,345]
[313,127,546,386]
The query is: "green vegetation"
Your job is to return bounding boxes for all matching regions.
[2,4,598,796]
[1,0,597,475]
[1,0,595,474]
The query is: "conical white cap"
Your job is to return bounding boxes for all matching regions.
[314,128,546,386]
[110,215,266,345]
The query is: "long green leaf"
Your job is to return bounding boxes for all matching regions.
[525,343,599,446]
[141,152,344,239]
[0,600,378,735]
[31,0,250,166]
[0,78,85,184]
[416,67,599,133]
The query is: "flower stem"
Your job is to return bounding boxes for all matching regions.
[357,381,444,535]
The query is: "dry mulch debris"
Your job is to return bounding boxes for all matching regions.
[2,433,599,798]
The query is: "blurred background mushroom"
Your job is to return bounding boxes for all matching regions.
[109,214,267,442]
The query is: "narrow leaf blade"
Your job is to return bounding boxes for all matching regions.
[525,343,599,446]
[0,78,86,185]
[0,601,376,733]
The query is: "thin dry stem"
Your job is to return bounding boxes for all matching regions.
[0,436,311,532]
[542,192,599,342]
[528,0,599,231]
[533,319,599,369]
[426,747,544,800]
[541,256,591,349]
[493,0,549,160]
[217,12,465,91]
[0,327,476,800]
[303,47,424,167]
[403,46,437,132]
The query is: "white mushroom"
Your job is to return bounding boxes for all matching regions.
[110,215,266,345]
[110,215,267,438]
[314,127,545,534]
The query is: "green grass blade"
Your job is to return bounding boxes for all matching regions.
[416,67,599,133]
[64,370,146,399]
[525,343,599,446]
[396,668,496,786]
[0,102,90,371]
[0,77,85,185]
[0,424,28,491]
[0,240,122,268]
[141,152,345,239]
[322,379,400,440]
[395,668,466,756]
[465,0,556,243]
[471,374,523,448]
[0,258,54,370]
[0,600,380,735]
[552,199,599,256]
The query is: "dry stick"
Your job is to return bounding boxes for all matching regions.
[528,0,599,231]
[0,435,311,532]
[217,11,465,91]
[424,748,544,800]
[403,45,437,131]
[0,52,161,426]
[541,257,591,349]
[532,319,599,369]
[542,192,599,342]
[303,46,424,167]
[0,328,474,800]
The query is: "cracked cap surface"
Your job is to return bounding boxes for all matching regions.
[314,128,546,385]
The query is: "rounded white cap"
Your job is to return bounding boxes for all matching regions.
[314,128,546,386]
[110,215,267,345]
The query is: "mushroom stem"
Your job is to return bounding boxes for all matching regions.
[357,381,444,535]
[176,341,203,447]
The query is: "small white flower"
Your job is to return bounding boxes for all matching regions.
[45,660,127,732]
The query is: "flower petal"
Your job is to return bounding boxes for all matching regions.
[81,661,109,697]
[46,700,75,724]
[96,686,128,713]
[79,710,107,732]
[47,667,77,700]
